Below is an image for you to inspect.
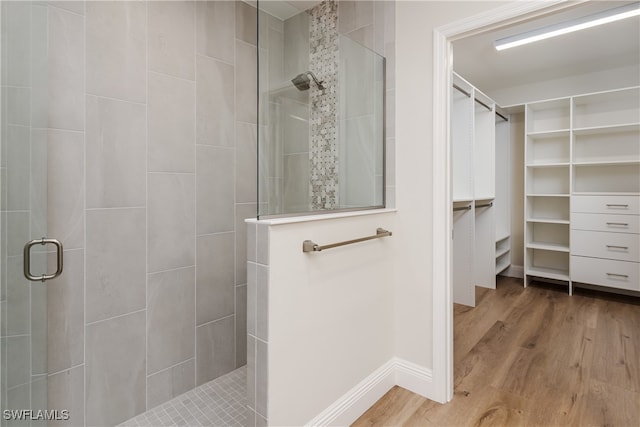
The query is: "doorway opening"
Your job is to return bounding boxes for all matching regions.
[432,0,614,401]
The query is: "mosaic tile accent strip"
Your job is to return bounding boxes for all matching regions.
[309,0,339,209]
[118,366,246,427]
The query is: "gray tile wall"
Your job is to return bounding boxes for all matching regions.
[246,221,269,425]
[0,1,255,425]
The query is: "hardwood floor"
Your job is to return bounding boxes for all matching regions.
[352,277,640,426]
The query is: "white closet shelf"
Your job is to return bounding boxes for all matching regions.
[573,123,640,135]
[526,242,570,252]
[573,160,640,167]
[526,162,571,168]
[527,193,570,198]
[496,233,510,243]
[527,129,570,137]
[453,197,474,203]
[572,191,640,196]
[496,246,510,258]
[526,218,570,224]
[496,258,510,275]
[526,266,570,281]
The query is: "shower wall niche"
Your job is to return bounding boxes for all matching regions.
[258,0,386,217]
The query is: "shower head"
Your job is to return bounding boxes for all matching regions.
[291,73,311,91]
[291,71,325,91]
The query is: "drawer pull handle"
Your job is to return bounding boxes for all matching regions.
[606,245,628,250]
[606,273,629,278]
[606,222,629,226]
[606,204,629,208]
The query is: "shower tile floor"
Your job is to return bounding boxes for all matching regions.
[119,366,246,427]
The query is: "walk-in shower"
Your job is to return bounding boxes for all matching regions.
[1,0,388,425]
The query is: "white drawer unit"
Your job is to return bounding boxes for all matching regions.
[571,230,640,263]
[571,195,640,215]
[571,213,640,234]
[571,256,640,292]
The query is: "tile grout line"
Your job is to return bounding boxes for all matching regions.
[82,3,88,426]
[145,0,150,413]
[85,300,147,325]
[193,0,198,393]
[233,20,238,376]
[147,264,197,277]
[197,313,236,329]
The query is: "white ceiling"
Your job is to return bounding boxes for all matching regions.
[453,1,640,99]
[255,0,322,20]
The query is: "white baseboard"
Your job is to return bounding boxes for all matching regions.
[500,264,524,279]
[394,358,435,398]
[306,358,433,426]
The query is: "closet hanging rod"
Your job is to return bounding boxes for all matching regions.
[453,205,472,212]
[476,202,493,208]
[452,84,493,113]
[474,97,492,112]
[453,84,471,98]
[496,111,509,122]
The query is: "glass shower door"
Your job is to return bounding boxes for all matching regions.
[1,1,51,424]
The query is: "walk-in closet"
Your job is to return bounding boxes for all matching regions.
[451,0,640,305]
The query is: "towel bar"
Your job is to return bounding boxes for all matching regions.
[302,228,392,252]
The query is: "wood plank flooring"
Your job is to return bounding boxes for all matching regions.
[352,277,640,426]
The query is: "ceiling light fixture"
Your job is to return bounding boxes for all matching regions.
[494,1,640,51]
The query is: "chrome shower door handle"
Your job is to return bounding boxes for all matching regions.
[24,238,64,282]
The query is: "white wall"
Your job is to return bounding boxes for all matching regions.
[266,211,397,425]
[394,0,506,370]
[510,112,525,267]
[492,64,640,107]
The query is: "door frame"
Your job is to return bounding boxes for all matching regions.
[431,0,580,402]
